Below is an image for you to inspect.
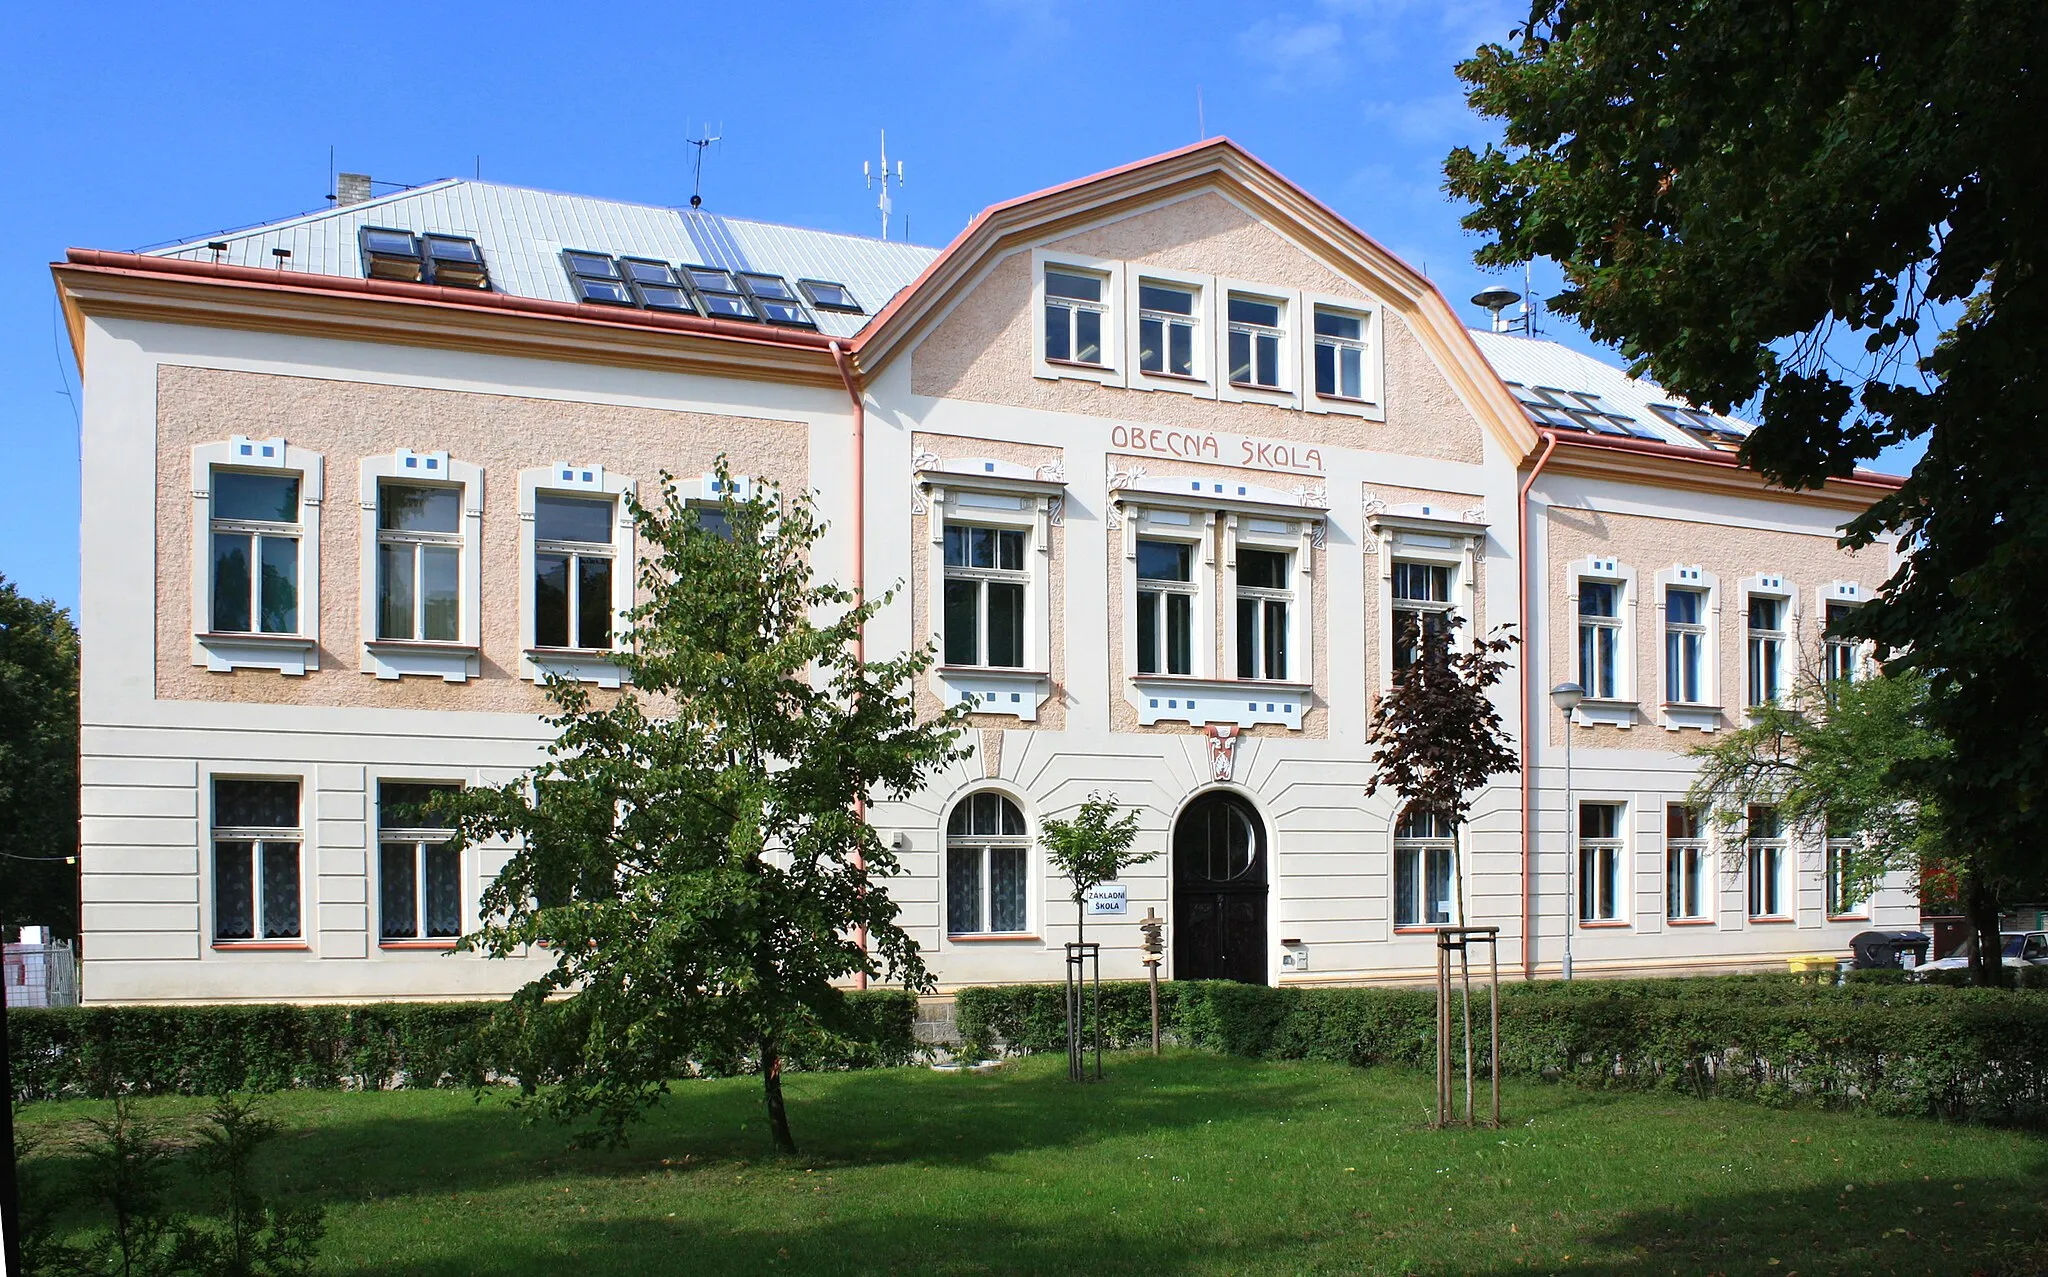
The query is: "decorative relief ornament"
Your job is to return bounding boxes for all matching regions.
[910,449,941,515]
[1204,723,1241,783]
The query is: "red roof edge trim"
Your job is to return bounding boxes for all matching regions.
[1550,427,1905,491]
[61,249,841,352]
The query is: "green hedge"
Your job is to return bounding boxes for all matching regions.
[8,991,919,1102]
[958,976,2048,1126]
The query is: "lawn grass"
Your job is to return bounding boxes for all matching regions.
[18,1051,2048,1275]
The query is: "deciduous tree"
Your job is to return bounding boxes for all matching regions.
[1040,793,1152,948]
[1445,0,2048,943]
[449,465,966,1155]
[0,573,79,938]
[1364,617,1520,923]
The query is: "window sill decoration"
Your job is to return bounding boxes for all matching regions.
[946,932,1042,944]
[523,646,629,689]
[1666,917,1718,927]
[1577,919,1632,929]
[378,939,460,950]
[1661,702,1723,732]
[934,667,1052,722]
[1748,915,1796,925]
[210,941,310,952]
[1571,698,1638,729]
[1128,675,1309,730]
[195,631,317,676]
[363,639,480,683]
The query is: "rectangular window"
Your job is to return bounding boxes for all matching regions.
[1747,595,1787,706]
[211,778,301,942]
[1578,801,1624,922]
[1044,270,1105,365]
[562,250,634,305]
[379,782,462,941]
[684,267,759,321]
[1747,805,1787,917]
[210,470,301,635]
[1236,548,1291,681]
[1135,538,1195,676]
[1826,836,1864,916]
[1394,810,1455,928]
[619,257,693,312]
[1577,581,1621,700]
[1665,804,1708,921]
[1313,308,1367,400]
[943,525,1028,669]
[1824,601,1860,683]
[376,482,462,642]
[421,234,489,289]
[533,494,616,650]
[1664,586,1706,704]
[1392,560,1454,676]
[1227,296,1283,388]
[1137,282,1197,377]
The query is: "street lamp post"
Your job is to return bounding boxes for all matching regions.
[1549,682,1584,982]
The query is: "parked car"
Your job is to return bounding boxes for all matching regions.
[1913,931,2048,976]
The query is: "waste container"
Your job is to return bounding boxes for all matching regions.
[1849,930,1932,969]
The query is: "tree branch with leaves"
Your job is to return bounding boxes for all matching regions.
[448,462,968,1155]
[1040,793,1153,948]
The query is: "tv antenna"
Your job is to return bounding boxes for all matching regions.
[865,130,905,240]
[686,124,721,209]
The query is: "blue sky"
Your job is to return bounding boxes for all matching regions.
[0,1,1916,615]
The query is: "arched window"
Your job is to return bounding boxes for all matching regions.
[1393,808,1456,928]
[947,793,1029,936]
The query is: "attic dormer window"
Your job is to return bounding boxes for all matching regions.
[422,235,489,289]
[738,274,816,327]
[359,227,423,282]
[562,251,632,305]
[684,267,757,320]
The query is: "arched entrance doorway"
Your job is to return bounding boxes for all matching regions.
[1173,791,1269,984]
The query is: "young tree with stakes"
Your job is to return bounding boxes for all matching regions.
[1364,616,1521,925]
[448,463,968,1155]
[1040,793,1152,949]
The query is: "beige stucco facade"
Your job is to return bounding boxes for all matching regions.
[62,145,1917,1005]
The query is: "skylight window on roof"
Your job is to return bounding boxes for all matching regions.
[797,279,863,314]
[1508,383,1659,439]
[618,258,694,312]
[1648,403,1748,450]
[359,227,423,283]
[738,274,816,328]
[562,250,634,306]
[422,234,490,289]
[683,267,758,321]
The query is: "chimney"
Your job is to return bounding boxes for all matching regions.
[336,172,373,207]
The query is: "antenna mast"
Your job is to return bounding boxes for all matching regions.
[687,124,721,209]
[864,130,905,240]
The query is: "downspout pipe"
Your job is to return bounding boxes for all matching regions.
[1517,431,1561,980]
[830,341,870,990]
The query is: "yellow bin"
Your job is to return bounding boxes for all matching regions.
[1786,953,1837,976]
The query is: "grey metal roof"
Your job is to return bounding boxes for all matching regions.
[1470,329,1754,453]
[149,179,941,340]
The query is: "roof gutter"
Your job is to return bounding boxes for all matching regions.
[1517,430,1561,981]
[1549,428,1904,492]
[830,341,870,991]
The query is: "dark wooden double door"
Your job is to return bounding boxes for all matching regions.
[1173,792,1269,985]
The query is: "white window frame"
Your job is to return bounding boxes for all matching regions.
[1653,564,1720,731]
[919,458,1061,722]
[942,788,1035,939]
[375,779,466,947]
[1747,804,1790,919]
[1566,556,1636,727]
[1742,575,1795,711]
[1389,557,1458,681]
[1367,504,1484,697]
[1302,292,1385,420]
[1031,250,1123,386]
[1819,581,1870,684]
[1577,800,1628,924]
[1392,808,1457,930]
[517,463,638,688]
[1231,529,1298,683]
[1118,475,1322,730]
[1125,265,1214,396]
[1825,832,1866,919]
[359,450,483,682]
[206,772,308,947]
[1215,278,1302,408]
[1664,802,1712,923]
[189,436,324,676]
[1135,535,1200,678]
